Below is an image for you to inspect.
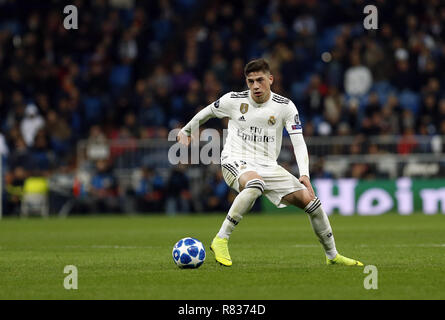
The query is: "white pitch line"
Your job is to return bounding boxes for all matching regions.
[69,245,157,249]
[294,244,445,248]
[91,245,151,249]
[294,244,318,247]
[0,245,159,250]
[392,244,445,248]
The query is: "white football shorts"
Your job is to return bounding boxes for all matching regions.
[221,158,306,208]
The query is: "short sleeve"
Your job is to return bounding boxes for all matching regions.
[284,101,303,135]
[210,92,232,119]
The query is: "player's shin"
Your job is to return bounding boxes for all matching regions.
[304,197,338,260]
[217,179,265,239]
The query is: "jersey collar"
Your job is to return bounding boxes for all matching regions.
[248,90,273,108]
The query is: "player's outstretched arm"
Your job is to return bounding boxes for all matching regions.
[178,105,216,145]
[283,101,314,197]
[289,133,315,198]
[178,93,231,145]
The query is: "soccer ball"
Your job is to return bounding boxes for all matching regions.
[172,237,206,269]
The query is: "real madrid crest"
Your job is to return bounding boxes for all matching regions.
[268,116,276,126]
[240,103,249,114]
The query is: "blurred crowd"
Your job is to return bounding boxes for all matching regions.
[1,0,445,215]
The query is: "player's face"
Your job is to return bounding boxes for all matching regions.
[246,71,273,104]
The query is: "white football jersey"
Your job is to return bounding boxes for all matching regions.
[210,90,303,164]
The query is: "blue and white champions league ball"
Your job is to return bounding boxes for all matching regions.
[172,237,206,269]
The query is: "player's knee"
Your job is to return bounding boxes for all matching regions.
[304,196,321,215]
[302,192,316,208]
[244,178,265,198]
[284,189,314,209]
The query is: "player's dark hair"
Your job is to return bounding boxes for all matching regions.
[244,58,271,76]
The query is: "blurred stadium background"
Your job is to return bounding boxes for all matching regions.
[1,0,445,218]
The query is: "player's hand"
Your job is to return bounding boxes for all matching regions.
[176,130,191,146]
[299,175,315,198]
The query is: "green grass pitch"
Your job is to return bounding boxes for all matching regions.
[0,213,444,299]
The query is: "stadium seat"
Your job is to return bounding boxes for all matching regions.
[171,96,185,114]
[317,26,342,54]
[109,65,132,92]
[372,81,396,105]
[83,96,103,124]
[398,90,421,115]
[291,81,308,103]
[358,93,370,110]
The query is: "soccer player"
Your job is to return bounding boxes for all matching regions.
[177,58,363,267]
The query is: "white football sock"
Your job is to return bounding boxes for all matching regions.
[217,179,264,239]
[304,197,338,260]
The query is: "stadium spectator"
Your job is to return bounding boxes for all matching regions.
[303,74,327,118]
[4,166,27,216]
[392,52,419,91]
[48,162,76,215]
[165,165,192,214]
[311,158,334,179]
[87,159,120,213]
[397,127,419,155]
[344,52,373,97]
[203,170,230,212]
[135,166,165,213]
[20,104,45,147]
[8,137,30,170]
[138,94,166,128]
[29,129,57,174]
[0,132,9,158]
[46,110,72,157]
[323,86,344,133]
